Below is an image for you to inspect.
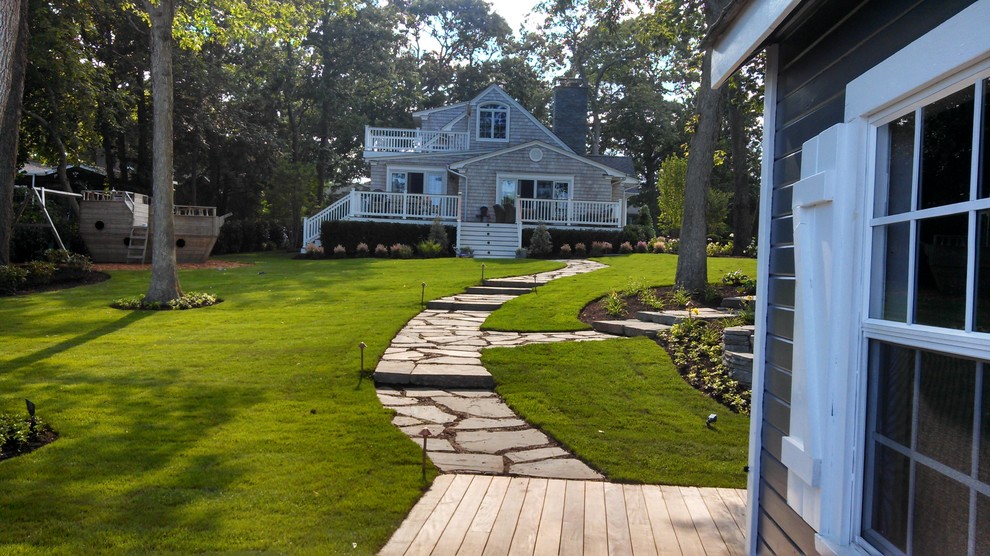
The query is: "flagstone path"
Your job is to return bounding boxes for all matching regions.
[374,259,612,478]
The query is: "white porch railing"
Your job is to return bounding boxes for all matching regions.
[364,127,469,154]
[302,190,460,246]
[518,199,622,227]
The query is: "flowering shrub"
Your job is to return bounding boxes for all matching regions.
[589,241,612,257]
[706,240,733,257]
[1,413,55,459]
[303,243,324,258]
[722,270,756,295]
[355,242,369,257]
[558,244,572,258]
[373,244,389,258]
[618,241,633,254]
[111,292,222,311]
[604,289,627,317]
[332,244,347,258]
[23,261,56,287]
[389,243,414,259]
[634,241,649,254]
[574,242,587,257]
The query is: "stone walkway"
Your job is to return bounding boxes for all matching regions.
[374,259,613,478]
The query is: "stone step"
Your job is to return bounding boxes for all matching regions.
[374,363,495,389]
[465,286,532,296]
[721,296,756,309]
[483,279,547,289]
[427,293,516,311]
[636,308,735,325]
[723,350,754,386]
[592,319,671,338]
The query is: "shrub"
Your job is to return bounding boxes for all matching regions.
[558,244,572,258]
[111,292,222,311]
[589,241,612,257]
[669,286,693,308]
[618,241,634,254]
[527,223,553,257]
[665,238,680,254]
[332,244,347,258]
[302,243,324,258]
[604,290,627,317]
[1,412,54,458]
[706,240,733,257]
[0,265,28,293]
[515,247,528,258]
[573,242,587,257]
[638,286,663,310]
[43,249,92,272]
[417,240,443,258]
[651,238,667,253]
[722,270,757,295]
[457,246,474,258]
[622,224,653,244]
[427,216,450,252]
[635,241,649,254]
[355,242,370,257]
[636,204,657,238]
[321,221,455,256]
[23,261,56,287]
[389,243,413,259]
[374,244,389,258]
[660,319,750,414]
[520,227,624,254]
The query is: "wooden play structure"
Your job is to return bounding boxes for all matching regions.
[79,190,227,264]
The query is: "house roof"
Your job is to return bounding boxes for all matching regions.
[450,141,638,184]
[588,155,636,176]
[710,0,804,87]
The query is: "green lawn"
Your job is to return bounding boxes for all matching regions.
[0,254,561,554]
[485,339,750,489]
[483,253,758,332]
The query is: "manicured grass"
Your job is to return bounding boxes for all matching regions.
[484,338,750,488]
[0,254,561,554]
[483,254,758,332]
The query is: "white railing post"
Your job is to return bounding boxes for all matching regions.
[349,189,358,217]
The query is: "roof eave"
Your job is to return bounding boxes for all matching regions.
[710,0,803,88]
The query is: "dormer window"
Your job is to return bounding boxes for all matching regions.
[477,103,508,140]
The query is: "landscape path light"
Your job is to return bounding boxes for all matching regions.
[358,342,367,375]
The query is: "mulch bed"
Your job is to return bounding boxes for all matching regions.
[92,259,253,272]
[1,269,111,297]
[578,284,742,325]
[0,425,58,462]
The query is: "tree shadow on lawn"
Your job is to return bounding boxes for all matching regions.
[4,310,154,372]
[0,363,266,551]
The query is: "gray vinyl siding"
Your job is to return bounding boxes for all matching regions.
[757,0,977,553]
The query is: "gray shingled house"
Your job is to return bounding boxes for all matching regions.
[302,81,639,257]
[712,1,990,554]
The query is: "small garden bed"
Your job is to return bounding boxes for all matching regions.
[0,412,58,462]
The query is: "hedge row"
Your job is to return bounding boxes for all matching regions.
[213,218,291,255]
[521,227,628,257]
[319,221,456,255]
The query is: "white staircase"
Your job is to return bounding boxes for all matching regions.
[458,222,520,258]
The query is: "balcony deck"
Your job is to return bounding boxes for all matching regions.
[365,126,469,156]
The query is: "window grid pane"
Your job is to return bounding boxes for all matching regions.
[914,213,969,328]
[919,85,975,210]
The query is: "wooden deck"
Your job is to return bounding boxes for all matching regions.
[380,475,747,556]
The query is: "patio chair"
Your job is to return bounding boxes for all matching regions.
[492,204,505,223]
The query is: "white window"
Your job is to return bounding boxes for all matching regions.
[477,103,508,140]
[388,169,445,195]
[862,72,990,556]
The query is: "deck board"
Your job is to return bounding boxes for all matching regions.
[382,475,747,556]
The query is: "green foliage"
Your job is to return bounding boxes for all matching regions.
[722,270,757,295]
[621,223,654,244]
[485,339,750,487]
[669,286,693,308]
[0,266,29,293]
[42,249,92,272]
[637,204,656,233]
[527,223,553,257]
[389,244,414,259]
[618,241,633,254]
[322,221,455,257]
[589,241,612,257]
[416,241,443,258]
[657,154,688,235]
[706,240,734,257]
[427,216,449,252]
[604,289,627,317]
[23,261,57,287]
[0,413,53,459]
[214,218,290,255]
[111,292,223,311]
[661,320,751,414]
[520,228,624,254]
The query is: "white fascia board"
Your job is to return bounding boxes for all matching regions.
[712,0,802,88]
[845,0,990,121]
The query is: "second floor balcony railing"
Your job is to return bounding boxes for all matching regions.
[365,127,469,154]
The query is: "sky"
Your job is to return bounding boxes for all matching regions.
[487,0,542,36]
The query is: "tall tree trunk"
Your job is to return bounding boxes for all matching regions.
[0,0,29,265]
[728,87,753,256]
[136,71,151,192]
[143,0,181,303]
[675,44,722,291]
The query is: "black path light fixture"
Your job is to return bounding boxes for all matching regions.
[420,428,432,480]
[421,282,427,308]
[25,399,36,431]
[358,342,367,375]
[706,413,718,429]
[481,263,486,284]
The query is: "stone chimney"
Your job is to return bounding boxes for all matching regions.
[552,78,588,155]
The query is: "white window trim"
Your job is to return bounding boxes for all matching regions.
[820,3,990,554]
[494,173,574,202]
[385,166,448,194]
[476,102,509,142]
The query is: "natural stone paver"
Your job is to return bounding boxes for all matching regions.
[505,447,570,463]
[509,459,604,480]
[375,260,615,481]
[431,396,517,418]
[427,452,504,474]
[390,405,457,424]
[453,417,526,430]
[454,429,551,453]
